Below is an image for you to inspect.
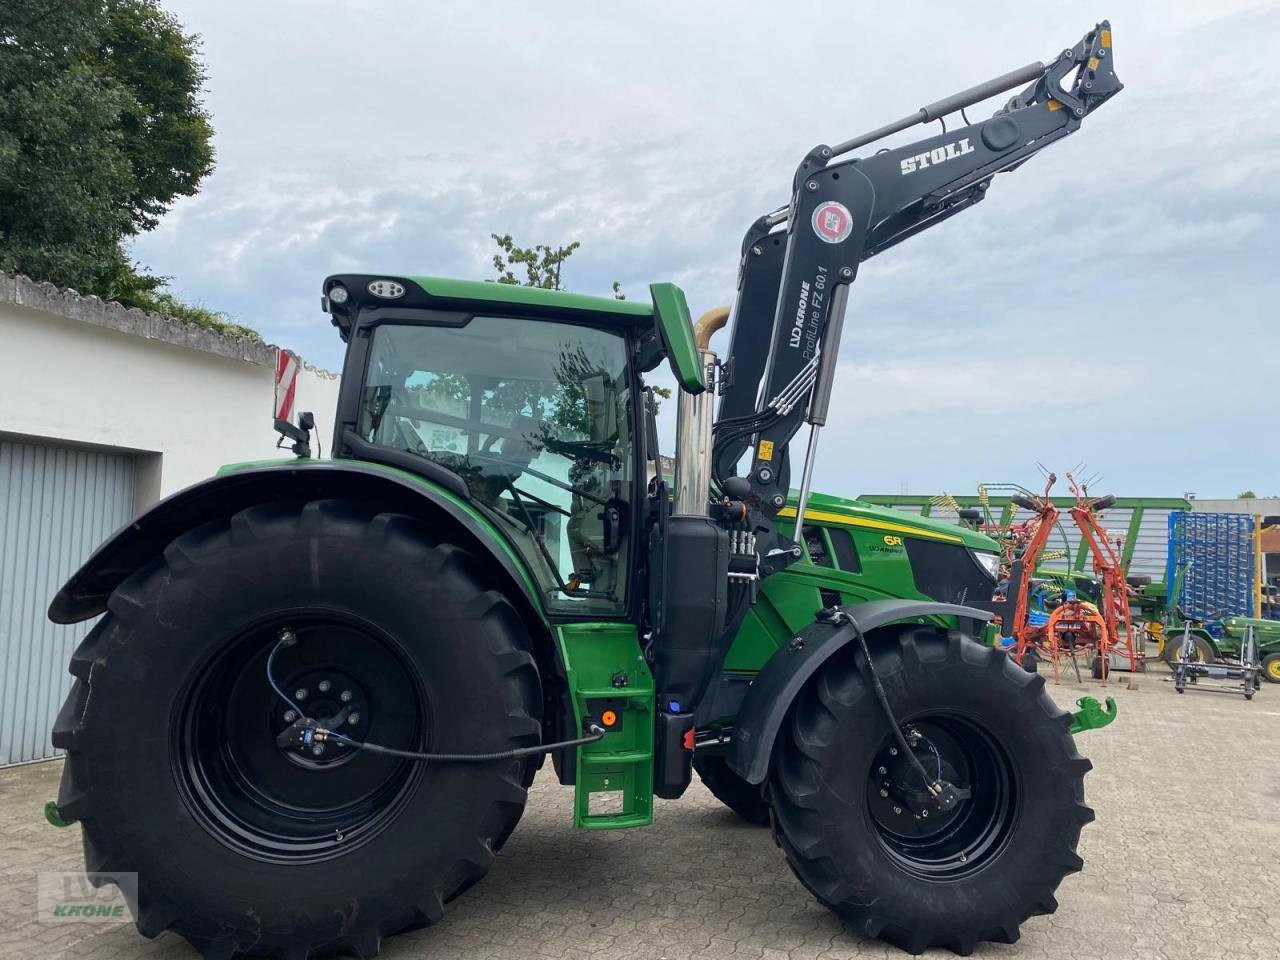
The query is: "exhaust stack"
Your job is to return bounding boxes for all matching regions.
[672,306,730,517]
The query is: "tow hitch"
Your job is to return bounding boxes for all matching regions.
[1069,696,1118,734]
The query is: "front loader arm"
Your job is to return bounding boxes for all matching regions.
[712,21,1121,576]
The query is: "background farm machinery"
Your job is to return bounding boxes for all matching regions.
[930,473,1140,682]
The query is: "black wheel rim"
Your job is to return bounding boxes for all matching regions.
[173,612,426,864]
[865,714,1017,880]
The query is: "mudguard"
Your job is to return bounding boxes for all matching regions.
[726,599,993,784]
[48,460,543,625]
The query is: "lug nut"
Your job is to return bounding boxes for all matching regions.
[888,747,898,756]
[340,690,353,703]
[318,680,331,693]
[348,712,361,725]
[295,688,308,701]
[893,806,902,815]
[311,744,325,757]
[879,789,889,798]
[283,710,297,723]
[921,810,929,818]
[878,766,887,775]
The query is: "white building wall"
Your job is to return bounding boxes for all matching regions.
[1189,498,1280,516]
[0,280,340,509]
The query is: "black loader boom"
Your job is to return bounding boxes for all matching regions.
[713,21,1121,576]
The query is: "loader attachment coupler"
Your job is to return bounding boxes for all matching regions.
[712,22,1121,573]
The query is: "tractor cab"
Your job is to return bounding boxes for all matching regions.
[322,273,699,617]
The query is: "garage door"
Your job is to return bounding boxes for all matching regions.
[1,438,136,767]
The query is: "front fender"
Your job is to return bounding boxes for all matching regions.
[48,459,543,625]
[726,599,993,784]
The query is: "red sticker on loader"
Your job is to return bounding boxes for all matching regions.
[811,201,853,243]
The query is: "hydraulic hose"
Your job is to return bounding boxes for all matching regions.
[267,636,604,763]
[844,613,969,809]
[326,728,603,762]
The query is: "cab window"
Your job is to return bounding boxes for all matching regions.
[357,315,634,616]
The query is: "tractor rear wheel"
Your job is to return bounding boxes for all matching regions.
[52,499,541,959]
[693,753,771,825]
[1262,653,1280,684]
[769,626,1092,956]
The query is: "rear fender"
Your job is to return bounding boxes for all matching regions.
[48,460,545,627]
[726,599,993,784]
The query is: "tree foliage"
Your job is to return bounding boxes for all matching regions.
[486,233,670,409]
[0,0,231,330]
[490,234,580,290]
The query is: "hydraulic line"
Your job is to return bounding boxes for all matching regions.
[842,612,969,809]
[267,635,604,762]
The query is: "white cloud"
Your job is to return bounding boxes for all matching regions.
[130,0,1280,498]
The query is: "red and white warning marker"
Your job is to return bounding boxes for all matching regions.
[811,200,853,244]
[274,349,299,422]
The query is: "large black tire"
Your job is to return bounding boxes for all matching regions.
[1161,631,1214,669]
[52,499,541,959]
[693,753,771,825]
[769,627,1093,956]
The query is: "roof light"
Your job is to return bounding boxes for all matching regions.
[368,279,405,300]
[328,284,349,305]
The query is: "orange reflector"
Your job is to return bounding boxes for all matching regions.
[1047,100,1063,112]
[1101,29,1111,48]
[601,710,618,727]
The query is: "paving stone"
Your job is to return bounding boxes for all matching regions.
[1,670,1275,959]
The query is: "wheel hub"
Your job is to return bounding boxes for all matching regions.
[863,715,1016,879]
[174,614,425,863]
[273,668,370,766]
[867,729,964,838]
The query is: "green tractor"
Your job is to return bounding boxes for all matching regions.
[46,24,1121,958]
[1160,613,1280,682]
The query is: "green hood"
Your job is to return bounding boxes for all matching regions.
[781,490,1001,554]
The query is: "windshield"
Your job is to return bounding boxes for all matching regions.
[357,316,634,616]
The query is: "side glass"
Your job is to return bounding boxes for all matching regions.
[357,316,634,616]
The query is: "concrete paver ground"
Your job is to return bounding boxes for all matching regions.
[2,662,1277,960]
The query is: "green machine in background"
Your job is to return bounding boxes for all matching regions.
[862,491,1191,613]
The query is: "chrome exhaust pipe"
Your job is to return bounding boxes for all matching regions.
[673,306,730,517]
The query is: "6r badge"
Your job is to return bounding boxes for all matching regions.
[811,201,853,243]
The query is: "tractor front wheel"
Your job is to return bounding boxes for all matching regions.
[52,499,541,959]
[769,627,1092,956]
[693,753,771,825]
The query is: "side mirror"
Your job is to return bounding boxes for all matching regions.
[274,411,315,458]
[649,282,705,394]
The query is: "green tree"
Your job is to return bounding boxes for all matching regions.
[487,234,669,408]
[1238,490,1257,499]
[0,0,219,318]
[490,234,580,290]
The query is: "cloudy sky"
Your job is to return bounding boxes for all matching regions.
[133,1,1278,500]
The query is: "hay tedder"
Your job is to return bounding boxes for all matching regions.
[997,473,1139,683]
[42,23,1123,959]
